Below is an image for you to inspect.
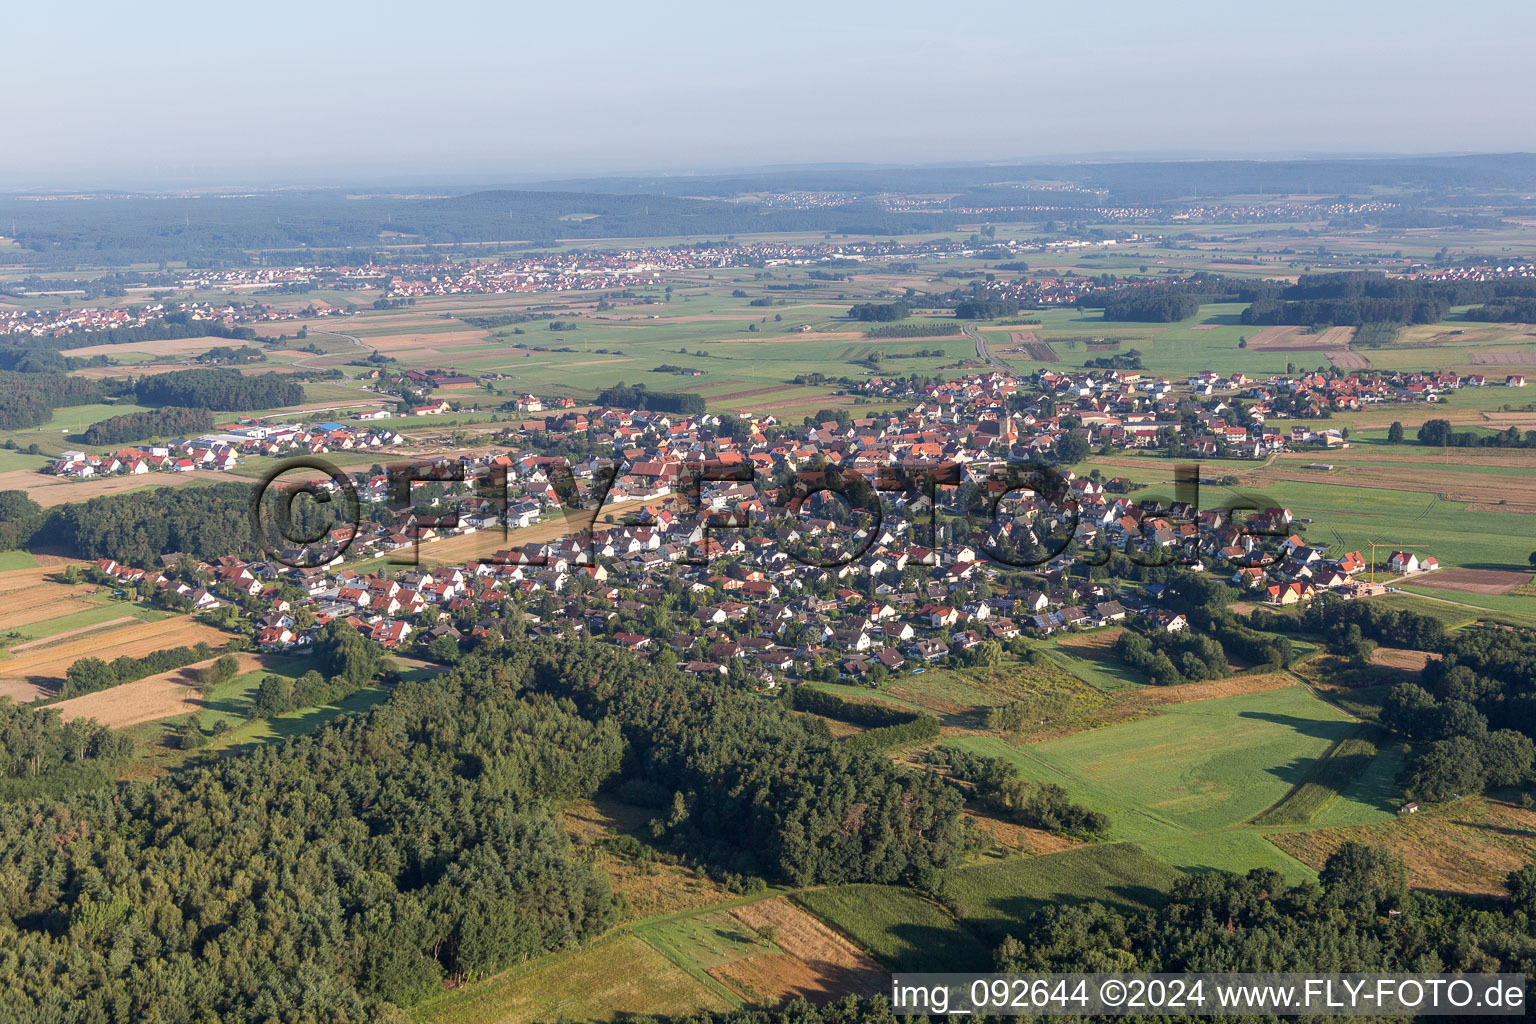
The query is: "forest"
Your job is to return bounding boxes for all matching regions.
[0,700,131,780]
[0,370,99,430]
[46,482,279,565]
[1240,271,1536,327]
[847,301,910,322]
[132,368,304,410]
[82,405,213,445]
[593,383,705,415]
[1103,293,1200,322]
[0,635,976,1020]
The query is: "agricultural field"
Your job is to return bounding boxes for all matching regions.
[0,613,224,701]
[793,842,1184,972]
[792,884,992,973]
[1083,445,1536,628]
[0,566,218,701]
[943,684,1384,876]
[638,898,883,1007]
[1268,795,1536,896]
[945,842,1187,946]
[414,932,733,1024]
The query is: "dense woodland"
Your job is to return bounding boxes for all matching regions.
[847,301,910,322]
[1240,271,1536,327]
[82,405,213,445]
[1103,293,1200,322]
[0,370,99,430]
[132,368,304,410]
[593,383,706,415]
[0,636,976,1020]
[46,483,265,565]
[0,701,130,780]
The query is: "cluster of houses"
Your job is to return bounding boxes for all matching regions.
[850,366,1526,461]
[66,373,1445,687]
[47,420,404,480]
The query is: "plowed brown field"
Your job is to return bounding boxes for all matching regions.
[712,898,883,1003]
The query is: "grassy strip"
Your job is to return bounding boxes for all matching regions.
[632,922,746,1009]
[793,884,991,973]
[1251,728,1380,826]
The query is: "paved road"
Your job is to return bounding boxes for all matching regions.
[964,320,1011,372]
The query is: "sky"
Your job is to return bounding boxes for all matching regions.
[6,0,1535,189]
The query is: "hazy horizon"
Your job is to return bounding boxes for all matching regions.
[7,0,1535,190]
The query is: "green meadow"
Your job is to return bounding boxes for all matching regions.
[941,684,1399,879]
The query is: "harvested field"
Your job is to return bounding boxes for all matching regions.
[366,495,676,570]
[562,799,738,922]
[0,469,220,507]
[1006,331,1058,361]
[0,565,69,595]
[1244,325,1355,351]
[1327,350,1370,370]
[360,329,491,351]
[1368,647,1438,677]
[1412,567,1533,595]
[706,384,803,402]
[1268,796,1536,896]
[1130,671,1299,707]
[1469,350,1536,365]
[1055,626,1126,652]
[711,331,866,343]
[61,335,239,358]
[0,616,227,696]
[8,616,138,655]
[51,651,271,729]
[0,679,44,702]
[969,812,1083,856]
[1238,458,1536,515]
[715,898,883,1003]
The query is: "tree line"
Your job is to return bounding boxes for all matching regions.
[82,405,213,445]
[0,700,132,780]
[920,746,1110,837]
[848,301,910,322]
[133,368,304,410]
[1419,418,1536,450]
[0,370,99,430]
[593,382,705,415]
[62,641,214,699]
[42,481,339,566]
[1241,271,1536,327]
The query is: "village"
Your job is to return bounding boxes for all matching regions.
[77,367,1453,689]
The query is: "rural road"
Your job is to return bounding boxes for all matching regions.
[964,321,1012,373]
[293,313,374,367]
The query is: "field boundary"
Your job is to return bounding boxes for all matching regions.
[1250,727,1381,826]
